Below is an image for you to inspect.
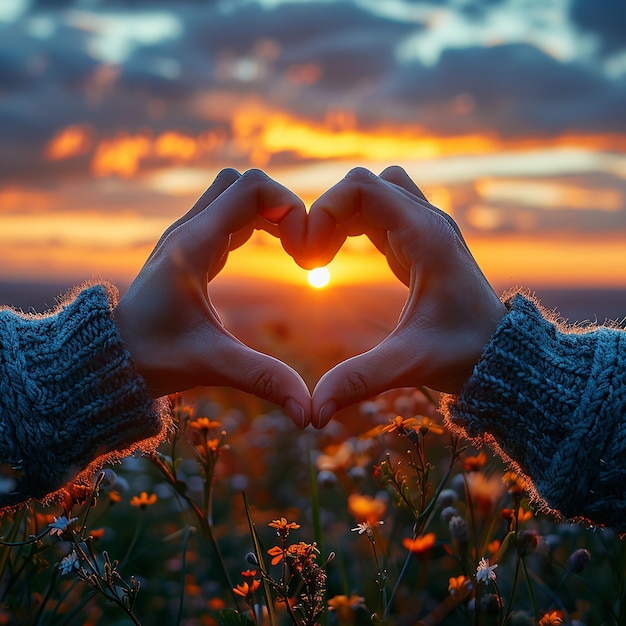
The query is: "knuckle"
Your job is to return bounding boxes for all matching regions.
[345,166,376,184]
[216,167,241,183]
[343,371,370,403]
[250,369,276,399]
[241,168,269,183]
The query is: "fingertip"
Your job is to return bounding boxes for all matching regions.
[286,397,310,430]
[316,400,337,429]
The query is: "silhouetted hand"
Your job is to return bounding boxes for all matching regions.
[296,166,507,428]
[113,168,311,428]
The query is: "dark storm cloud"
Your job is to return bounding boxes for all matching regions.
[569,0,626,56]
[0,0,624,188]
[384,43,626,136]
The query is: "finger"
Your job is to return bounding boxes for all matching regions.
[177,169,306,274]
[379,165,468,246]
[379,165,428,201]
[203,329,312,428]
[148,168,241,261]
[311,328,420,428]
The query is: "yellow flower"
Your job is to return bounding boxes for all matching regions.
[130,492,157,508]
[327,594,366,624]
[402,532,436,555]
[347,493,387,525]
[363,415,445,439]
[268,517,300,537]
[538,610,563,625]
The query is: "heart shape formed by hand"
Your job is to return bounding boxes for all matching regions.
[207,167,505,429]
[118,167,504,431]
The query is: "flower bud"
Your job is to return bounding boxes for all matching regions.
[567,548,591,574]
[449,515,469,552]
[516,530,540,557]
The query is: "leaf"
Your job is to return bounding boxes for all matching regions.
[218,609,255,626]
[242,491,277,626]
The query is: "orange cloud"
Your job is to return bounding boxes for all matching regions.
[44,124,93,161]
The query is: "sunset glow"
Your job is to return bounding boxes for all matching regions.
[307,267,331,289]
[0,0,624,301]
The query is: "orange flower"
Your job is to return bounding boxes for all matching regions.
[327,594,366,624]
[538,610,563,625]
[348,493,387,525]
[233,580,260,597]
[448,575,472,599]
[268,517,300,537]
[130,492,157,508]
[488,540,501,555]
[267,545,285,566]
[463,451,488,472]
[207,597,226,611]
[109,490,121,504]
[402,532,436,555]
[502,471,528,496]
[189,417,222,431]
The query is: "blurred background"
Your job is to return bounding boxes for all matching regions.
[1,0,625,327]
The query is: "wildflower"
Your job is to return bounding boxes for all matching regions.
[351,520,384,535]
[267,545,285,566]
[463,451,488,472]
[109,490,122,504]
[402,532,436,555]
[268,517,300,537]
[567,548,591,574]
[538,610,563,625]
[327,594,366,624]
[465,472,506,517]
[487,539,501,555]
[449,515,469,552]
[233,580,260,597]
[130,491,157,508]
[516,529,540,557]
[448,575,472,600]
[502,507,533,527]
[48,515,78,538]
[476,557,498,585]
[414,415,445,436]
[188,417,222,431]
[58,551,80,575]
[502,471,528,496]
[347,493,387,525]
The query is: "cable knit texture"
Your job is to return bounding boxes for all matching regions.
[442,291,626,533]
[0,283,170,509]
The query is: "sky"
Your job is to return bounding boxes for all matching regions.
[1,0,625,291]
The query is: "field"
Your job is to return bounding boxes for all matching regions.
[0,280,625,625]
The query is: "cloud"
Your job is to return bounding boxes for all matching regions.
[0,0,624,190]
[384,42,626,137]
[569,0,626,56]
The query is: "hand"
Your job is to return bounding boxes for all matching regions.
[296,166,507,428]
[113,169,311,428]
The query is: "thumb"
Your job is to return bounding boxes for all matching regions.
[311,332,419,428]
[209,334,312,429]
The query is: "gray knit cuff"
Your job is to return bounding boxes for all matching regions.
[442,292,626,531]
[0,284,169,507]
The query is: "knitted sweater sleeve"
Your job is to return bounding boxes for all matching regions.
[441,291,626,532]
[0,283,170,509]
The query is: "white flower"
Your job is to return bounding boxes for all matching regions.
[351,521,384,535]
[48,516,78,538]
[476,557,498,585]
[58,551,80,575]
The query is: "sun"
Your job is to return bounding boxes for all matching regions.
[307,267,331,289]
